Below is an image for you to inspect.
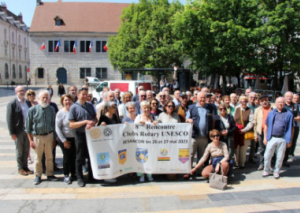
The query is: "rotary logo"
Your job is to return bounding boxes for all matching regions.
[90,128,101,139]
[104,128,112,136]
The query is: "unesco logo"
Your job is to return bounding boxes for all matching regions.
[104,128,112,136]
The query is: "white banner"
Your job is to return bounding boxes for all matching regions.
[86,123,192,179]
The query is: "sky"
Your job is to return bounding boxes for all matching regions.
[4,0,186,27]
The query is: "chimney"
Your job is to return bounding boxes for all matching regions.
[1,2,7,13]
[36,0,43,6]
[18,12,23,23]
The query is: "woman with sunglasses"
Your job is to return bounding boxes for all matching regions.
[191,129,229,178]
[233,95,254,169]
[149,98,162,120]
[157,101,180,123]
[26,90,38,106]
[221,95,235,115]
[214,104,236,162]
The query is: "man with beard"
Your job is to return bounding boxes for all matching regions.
[26,90,58,185]
[69,88,98,187]
[7,86,33,176]
[68,86,78,102]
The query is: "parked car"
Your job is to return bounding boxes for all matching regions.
[92,80,153,102]
[85,77,101,86]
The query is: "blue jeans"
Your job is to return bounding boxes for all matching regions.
[264,137,286,173]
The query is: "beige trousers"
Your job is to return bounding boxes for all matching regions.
[33,133,54,177]
[191,136,208,168]
[235,139,251,167]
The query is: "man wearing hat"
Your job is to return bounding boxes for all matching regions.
[175,92,190,123]
[253,95,275,170]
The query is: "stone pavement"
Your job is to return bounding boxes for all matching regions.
[0,86,300,213]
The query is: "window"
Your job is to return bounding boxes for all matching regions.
[38,68,44,78]
[96,41,107,52]
[5,64,9,79]
[48,40,59,52]
[4,29,7,40]
[12,47,15,58]
[64,40,75,52]
[19,49,21,59]
[4,46,7,55]
[80,41,91,52]
[19,35,21,44]
[55,20,61,26]
[55,19,64,26]
[24,50,27,59]
[24,66,27,80]
[12,32,14,42]
[19,65,22,78]
[12,65,16,79]
[80,68,91,79]
[96,68,107,79]
[24,37,26,46]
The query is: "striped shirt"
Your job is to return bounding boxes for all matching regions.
[25,105,56,135]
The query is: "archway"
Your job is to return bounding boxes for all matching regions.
[56,67,67,84]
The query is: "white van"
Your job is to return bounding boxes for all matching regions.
[92,80,153,102]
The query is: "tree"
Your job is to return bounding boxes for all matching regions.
[258,0,300,90]
[174,0,263,91]
[108,0,184,75]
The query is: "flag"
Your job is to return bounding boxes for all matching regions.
[103,42,108,51]
[89,40,93,52]
[73,40,77,54]
[55,39,60,52]
[40,42,45,50]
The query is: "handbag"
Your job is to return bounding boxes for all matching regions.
[240,108,254,140]
[209,163,228,190]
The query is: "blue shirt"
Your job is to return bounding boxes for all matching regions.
[271,111,287,136]
[186,103,207,137]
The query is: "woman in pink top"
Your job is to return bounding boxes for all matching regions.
[191,129,229,178]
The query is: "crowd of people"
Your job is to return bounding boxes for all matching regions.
[6,83,298,187]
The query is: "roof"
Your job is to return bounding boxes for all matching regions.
[30,1,130,33]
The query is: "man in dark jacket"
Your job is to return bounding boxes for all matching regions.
[6,86,33,176]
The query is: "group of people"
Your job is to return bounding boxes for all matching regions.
[6,83,298,187]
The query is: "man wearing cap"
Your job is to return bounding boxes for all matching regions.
[175,92,190,123]
[254,95,275,170]
[173,90,181,106]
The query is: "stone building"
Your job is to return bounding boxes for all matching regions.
[0,3,30,85]
[30,0,130,85]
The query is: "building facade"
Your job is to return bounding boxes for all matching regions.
[0,3,30,85]
[30,0,130,85]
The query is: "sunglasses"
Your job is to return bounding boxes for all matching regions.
[28,94,35,96]
[219,108,226,111]
[160,95,166,98]
[79,88,88,91]
[167,105,174,108]
[140,95,146,98]
[212,135,220,138]
[151,103,158,105]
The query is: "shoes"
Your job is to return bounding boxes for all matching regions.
[248,158,256,164]
[82,165,88,173]
[104,178,117,183]
[71,174,77,181]
[183,174,190,180]
[25,168,34,175]
[139,175,145,182]
[47,175,59,181]
[274,172,280,179]
[257,165,264,171]
[230,174,235,178]
[262,171,270,177]
[283,162,290,168]
[147,175,153,181]
[239,166,245,169]
[54,166,61,171]
[64,176,71,184]
[33,176,41,185]
[78,179,85,187]
[18,169,28,176]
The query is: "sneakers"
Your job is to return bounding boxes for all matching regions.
[82,165,88,173]
[139,175,145,182]
[78,178,85,187]
[147,175,153,181]
[64,176,71,184]
[274,172,280,179]
[18,169,28,176]
[70,174,77,181]
[33,176,41,185]
[104,178,117,183]
[25,168,34,175]
[47,175,59,181]
[262,171,270,177]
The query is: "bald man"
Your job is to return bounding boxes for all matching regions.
[7,86,32,176]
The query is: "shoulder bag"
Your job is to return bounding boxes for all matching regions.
[209,163,228,190]
[240,109,254,140]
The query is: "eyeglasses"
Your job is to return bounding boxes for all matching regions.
[219,108,226,111]
[140,95,146,98]
[79,88,88,91]
[151,103,158,105]
[160,95,166,98]
[167,105,174,108]
[212,135,220,138]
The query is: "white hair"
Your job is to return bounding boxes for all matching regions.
[103,91,109,98]
[186,91,192,95]
[125,102,136,109]
[248,92,256,97]
[230,93,237,98]
[146,90,152,94]
[104,101,116,111]
[38,90,50,99]
[293,93,299,98]
[140,100,150,108]
[284,91,293,97]
[276,97,285,103]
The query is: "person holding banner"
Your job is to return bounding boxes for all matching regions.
[149,98,162,121]
[134,101,158,182]
[98,101,120,126]
[55,94,76,184]
[122,102,136,124]
[69,88,98,187]
[118,92,133,120]
[191,129,229,178]
[157,101,180,123]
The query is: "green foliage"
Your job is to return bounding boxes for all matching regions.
[108,0,184,72]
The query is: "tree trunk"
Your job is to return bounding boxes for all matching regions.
[221,74,226,94]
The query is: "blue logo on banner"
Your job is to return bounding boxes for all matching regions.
[136,148,148,163]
